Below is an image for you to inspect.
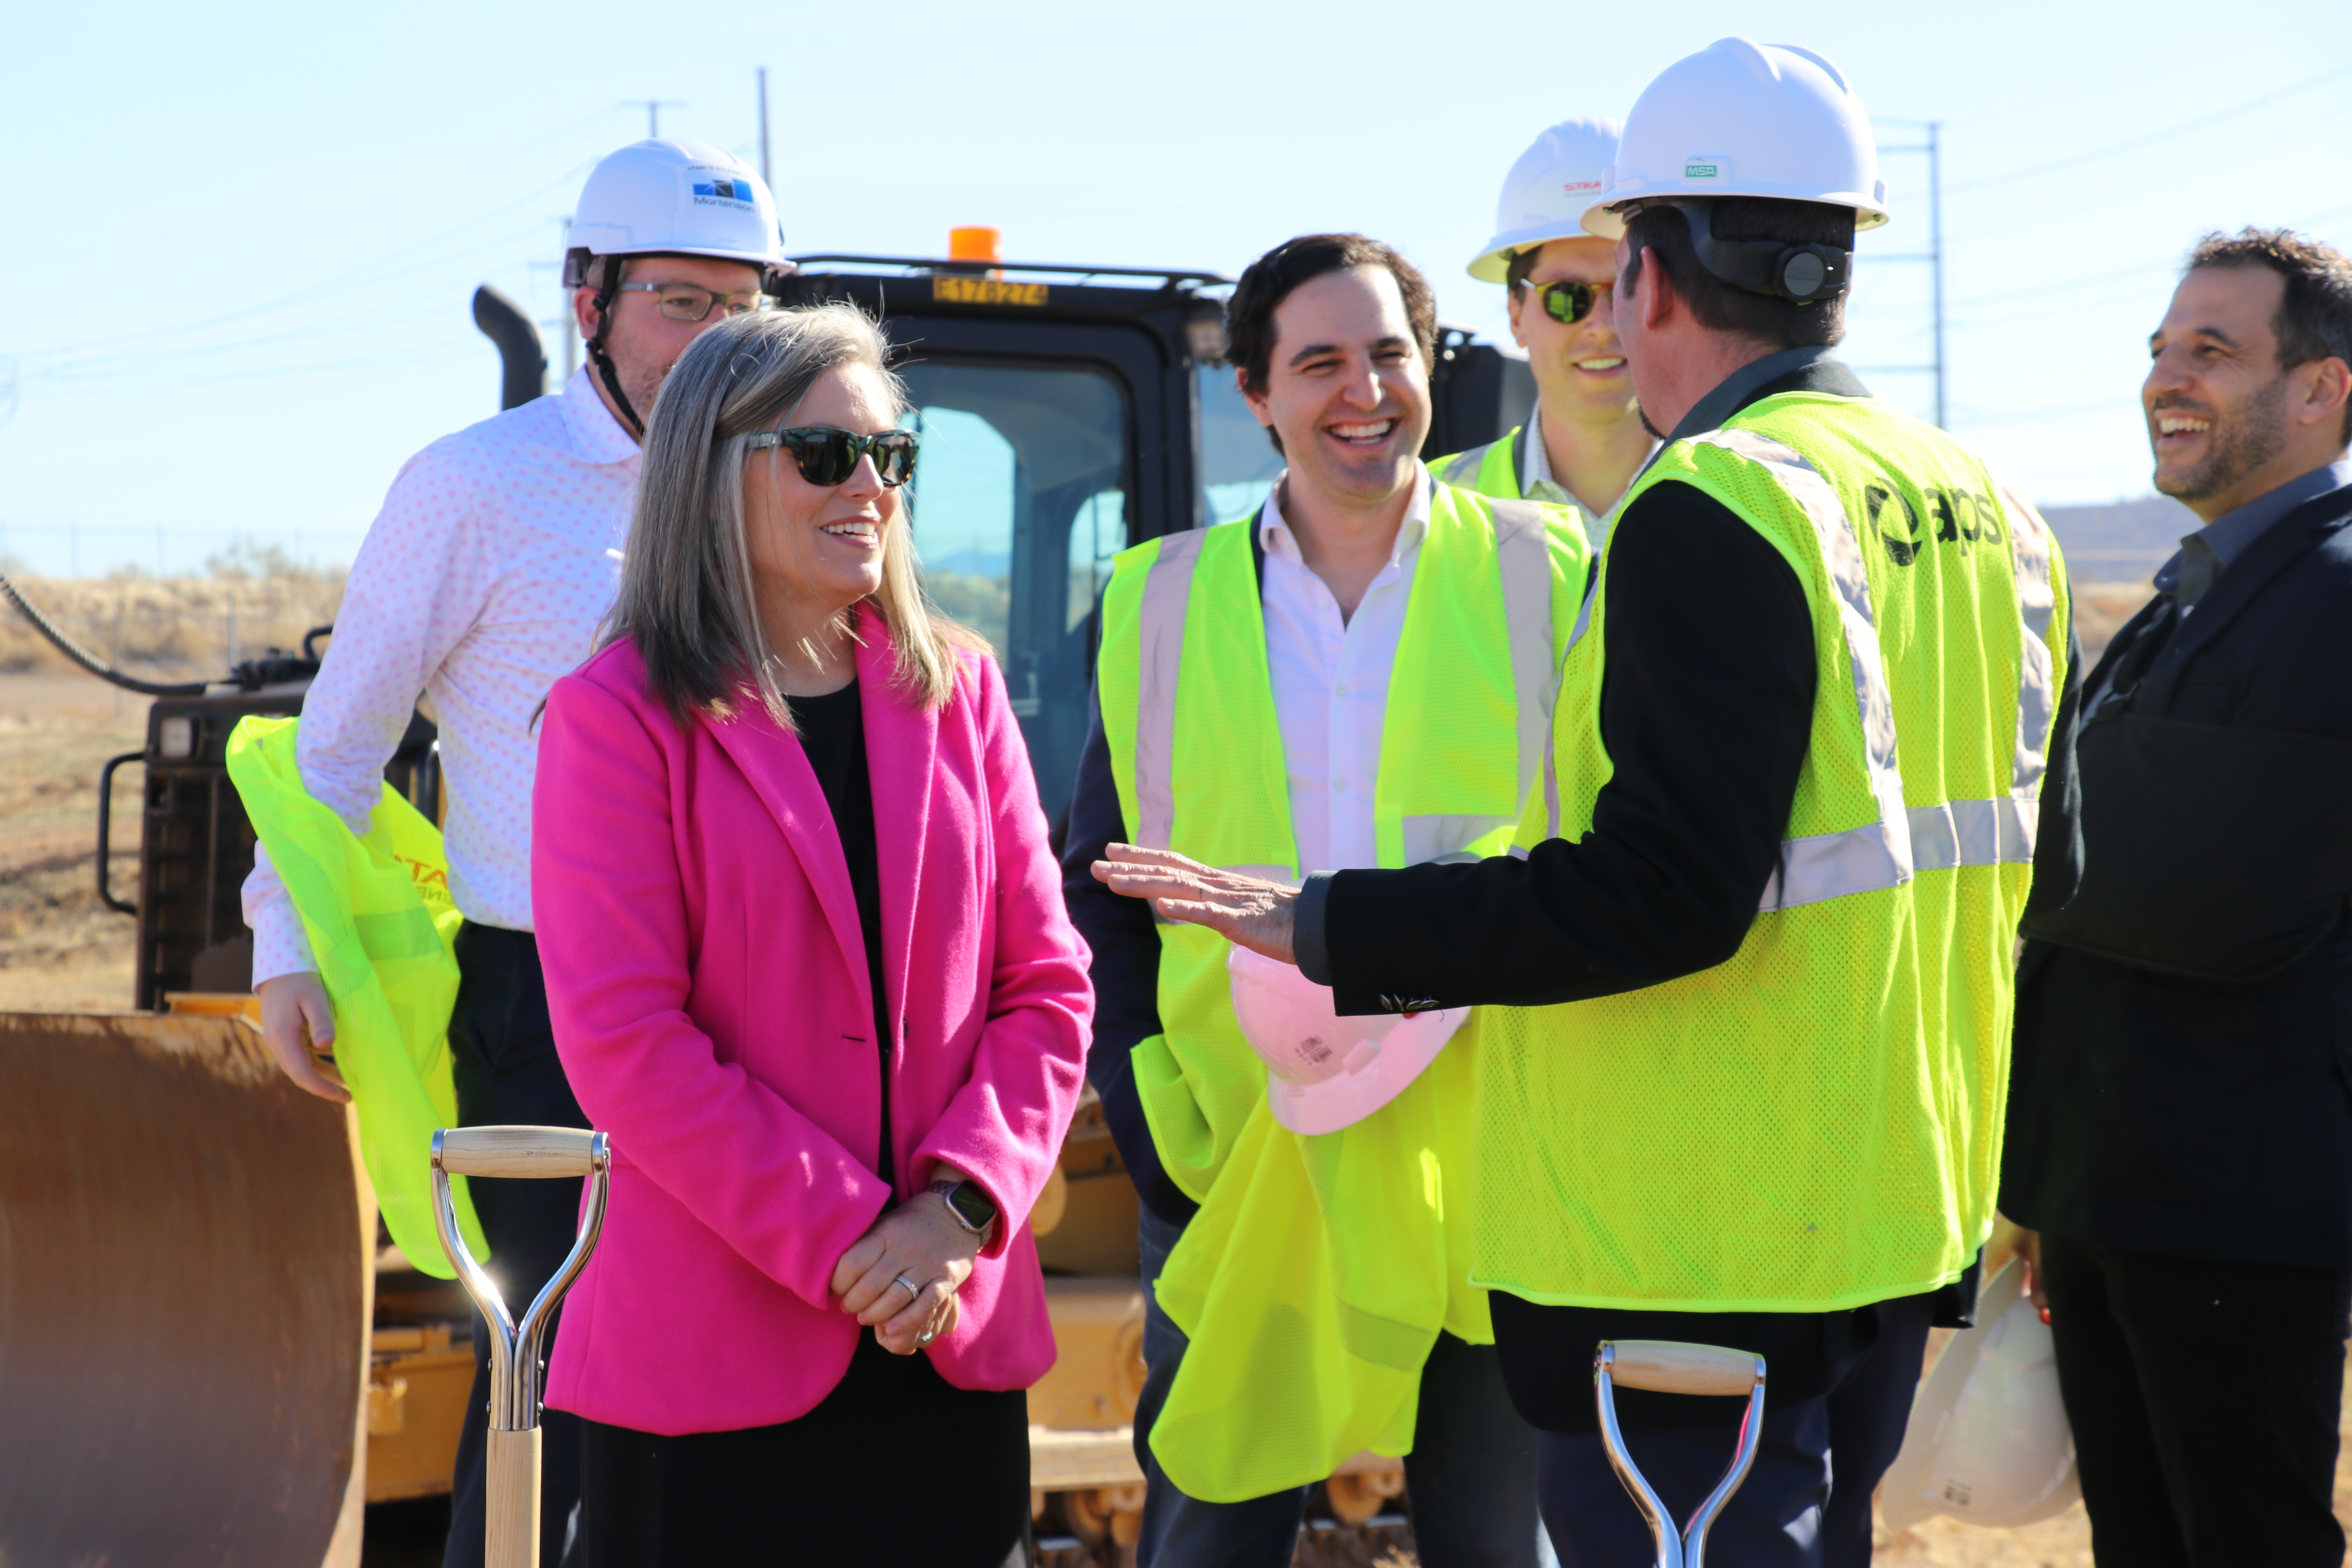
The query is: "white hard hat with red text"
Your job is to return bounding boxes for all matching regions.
[1468,118,1622,283]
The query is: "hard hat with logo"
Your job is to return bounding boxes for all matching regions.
[1577,39,1887,309]
[561,138,789,289]
[1582,38,1888,240]
[1467,118,1622,283]
[1227,946,1468,1136]
[1878,1257,2082,1531]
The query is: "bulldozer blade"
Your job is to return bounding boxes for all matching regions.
[0,1012,372,1567]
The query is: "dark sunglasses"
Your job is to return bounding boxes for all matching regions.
[1517,277,1615,326]
[745,426,920,488]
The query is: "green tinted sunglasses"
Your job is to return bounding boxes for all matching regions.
[1518,277,1615,326]
[746,426,920,488]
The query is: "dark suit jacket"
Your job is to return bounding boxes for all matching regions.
[2004,476,2352,1269]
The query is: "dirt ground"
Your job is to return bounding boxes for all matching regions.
[5,579,2338,1566]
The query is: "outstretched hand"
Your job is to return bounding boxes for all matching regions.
[1091,843,1300,966]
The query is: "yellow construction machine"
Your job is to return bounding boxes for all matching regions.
[0,259,1530,1567]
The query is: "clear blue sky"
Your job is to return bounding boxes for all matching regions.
[3,0,2347,574]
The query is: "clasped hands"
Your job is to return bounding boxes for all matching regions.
[831,1166,993,1355]
[1089,842,1302,964]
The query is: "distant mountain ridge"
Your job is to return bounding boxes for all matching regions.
[2037,495,2198,583]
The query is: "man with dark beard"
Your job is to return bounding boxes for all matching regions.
[2000,229,2352,1567]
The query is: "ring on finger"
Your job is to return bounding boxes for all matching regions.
[893,1272,921,1303]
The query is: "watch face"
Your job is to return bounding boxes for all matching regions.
[946,1181,997,1230]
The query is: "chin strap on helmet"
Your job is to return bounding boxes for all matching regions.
[1668,200,1851,306]
[583,254,646,439]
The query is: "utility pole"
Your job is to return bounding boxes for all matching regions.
[1928,122,1947,432]
[757,68,771,189]
[624,100,684,138]
[1860,119,1947,430]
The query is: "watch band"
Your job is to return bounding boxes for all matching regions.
[928,1178,997,1234]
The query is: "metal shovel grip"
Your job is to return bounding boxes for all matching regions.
[432,1126,610,1568]
[1595,1339,1768,1568]
[436,1125,602,1179]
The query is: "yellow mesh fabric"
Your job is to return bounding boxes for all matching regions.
[1479,395,2067,1311]
[1098,486,1585,1497]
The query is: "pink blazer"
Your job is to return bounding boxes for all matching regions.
[531,614,1092,1435]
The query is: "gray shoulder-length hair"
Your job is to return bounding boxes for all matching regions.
[604,303,979,727]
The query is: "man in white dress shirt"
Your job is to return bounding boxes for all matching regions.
[1061,234,1586,1568]
[241,138,785,1568]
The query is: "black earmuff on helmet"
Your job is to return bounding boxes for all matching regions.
[1664,200,1852,305]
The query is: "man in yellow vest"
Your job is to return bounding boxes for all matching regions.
[1094,41,2084,1568]
[1436,118,1654,524]
[1060,232,1587,1567]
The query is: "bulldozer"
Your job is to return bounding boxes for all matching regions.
[0,245,1532,1568]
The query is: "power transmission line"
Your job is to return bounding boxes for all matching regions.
[1949,60,2352,194]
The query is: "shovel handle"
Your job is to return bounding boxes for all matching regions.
[435,1126,603,1180]
[1603,1340,1762,1397]
[485,1426,541,1568]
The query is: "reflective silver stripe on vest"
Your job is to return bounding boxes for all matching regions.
[1438,443,1495,489]
[1134,528,1209,850]
[1689,430,1915,914]
[2001,483,2060,815]
[1489,496,1563,822]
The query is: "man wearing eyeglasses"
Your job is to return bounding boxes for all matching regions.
[1436,119,1654,526]
[238,138,785,1568]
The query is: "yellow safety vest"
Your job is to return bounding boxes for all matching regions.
[1472,391,2070,1313]
[1096,483,1586,1499]
[227,716,486,1277]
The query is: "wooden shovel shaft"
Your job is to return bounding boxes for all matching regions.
[486,1426,542,1568]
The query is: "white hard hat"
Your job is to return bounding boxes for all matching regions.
[1227,946,1468,1136]
[1467,118,1622,283]
[1582,38,1890,240]
[561,139,787,287]
[1879,1258,2082,1531]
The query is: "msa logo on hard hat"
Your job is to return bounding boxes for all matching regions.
[1684,162,1721,179]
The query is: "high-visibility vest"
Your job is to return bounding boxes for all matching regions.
[1096,483,1586,1500]
[1472,391,2071,1313]
[227,716,487,1277]
[1433,428,1524,500]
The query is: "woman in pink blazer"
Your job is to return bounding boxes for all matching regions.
[532,304,1092,1567]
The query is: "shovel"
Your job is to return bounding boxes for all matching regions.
[1594,1340,1768,1568]
[432,1126,613,1568]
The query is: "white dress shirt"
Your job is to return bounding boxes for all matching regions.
[243,367,639,983]
[1256,464,1433,875]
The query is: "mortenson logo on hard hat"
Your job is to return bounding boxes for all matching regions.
[691,174,755,205]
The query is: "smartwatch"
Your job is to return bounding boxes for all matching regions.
[929,1178,998,1236]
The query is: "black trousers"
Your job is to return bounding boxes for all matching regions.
[570,1330,1032,1567]
[442,924,592,1568]
[2040,1232,2352,1568]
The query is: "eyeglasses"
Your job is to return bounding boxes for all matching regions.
[615,282,773,323]
[1516,277,1615,327]
[746,426,921,488]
